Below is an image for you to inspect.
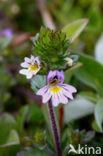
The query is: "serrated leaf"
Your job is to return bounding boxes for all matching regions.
[62,18,88,43]
[31,75,46,93]
[0,130,20,147]
[64,96,95,123]
[95,100,103,132]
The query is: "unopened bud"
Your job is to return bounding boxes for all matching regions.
[65,58,73,67]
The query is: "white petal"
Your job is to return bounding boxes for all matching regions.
[42,90,51,103]
[24,57,31,62]
[35,57,40,65]
[31,55,35,63]
[36,86,48,96]
[51,94,59,107]
[62,88,73,100]
[62,84,77,93]
[26,72,33,79]
[21,62,30,68]
[19,69,28,75]
[58,92,68,104]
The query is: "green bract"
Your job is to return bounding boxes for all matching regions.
[32,27,71,70]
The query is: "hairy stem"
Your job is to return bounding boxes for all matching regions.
[48,99,62,156]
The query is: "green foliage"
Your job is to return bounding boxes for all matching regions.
[75,53,103,96]
[32,27,71,70]
[31,75,46,93]
[34,130,46,146]
[1,0,103,155]
[62,18,88,43]
[0,130,20,147]
[95,100,103,132]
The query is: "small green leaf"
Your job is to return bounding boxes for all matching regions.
[0,130,20,147]
[31,75,46,93]
[92,120,101,133]
[95,100,103,132]
[62,18,88,43]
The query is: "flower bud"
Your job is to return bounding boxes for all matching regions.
[65,58,73,67]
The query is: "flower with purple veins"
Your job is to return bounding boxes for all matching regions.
[0,29,13,38]
[19,55,41,79]
[36,70,77,107]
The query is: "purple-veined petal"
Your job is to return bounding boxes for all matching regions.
[36,86,48,96]
[42,90,51,103]
[20,62,30,68]
[62,88,73,100]
[31,55,35,64]
[47,70,64,84]
[34,56,40,65]
[62,84,77,93]
[51,94,59,107]
[24,57,31,63]
[47,70,54,84]
[57,70,64,83]
[58,92,68,104]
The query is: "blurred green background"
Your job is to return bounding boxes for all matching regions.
[0,0,103,156]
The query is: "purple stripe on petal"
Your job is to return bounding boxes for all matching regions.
[57,70,64,83]
[21,62,30,68]
[47,70,53,83]
[24,57,31,62]
[47,70,57,84]
[62,84,77,93]
[47,70,64,84]
[62,88,73,100]
[36,86,48,96]
[58,92,68,104]
[51,94,59,107]
[42,90,51,103]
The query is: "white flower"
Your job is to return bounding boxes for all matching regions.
[19,55,41,79]
[65,57,73,67]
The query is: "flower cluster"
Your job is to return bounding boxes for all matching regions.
[19,28,77,107]
[19,57,77,106]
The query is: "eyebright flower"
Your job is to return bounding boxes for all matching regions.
[0,29,13,38]
[19,55,41,79]
[36,70,77,107]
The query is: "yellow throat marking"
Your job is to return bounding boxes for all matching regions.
[50,87,61,93]
[30,63,39,71]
